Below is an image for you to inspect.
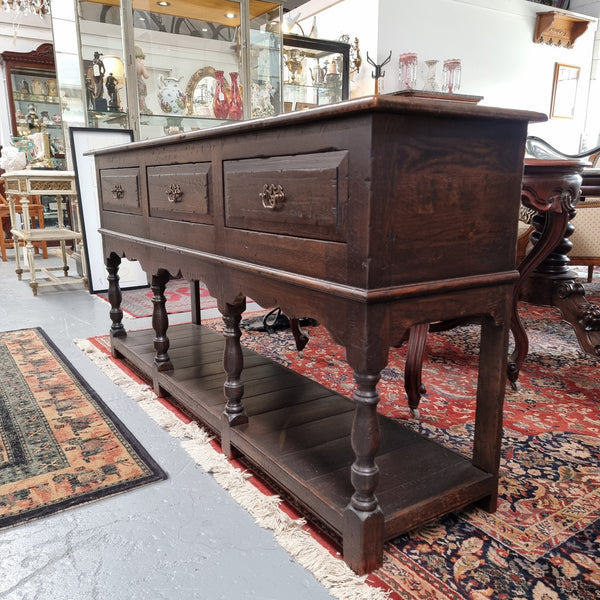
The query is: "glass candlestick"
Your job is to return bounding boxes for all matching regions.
[442,59,461,94]
[424,59,439,92]
[399,52,418,90]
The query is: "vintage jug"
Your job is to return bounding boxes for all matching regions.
[157,75,186,115]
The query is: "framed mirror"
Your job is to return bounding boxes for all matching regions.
[185,67,229,117]
[550,63,580,120]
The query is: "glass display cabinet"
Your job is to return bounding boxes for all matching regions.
[50,0,283,152]
[282,34,350,112]
[0,43,66,164]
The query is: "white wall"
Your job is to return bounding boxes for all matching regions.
[294,0,599,152]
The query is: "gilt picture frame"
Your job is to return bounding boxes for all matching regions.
[550,63,580,120]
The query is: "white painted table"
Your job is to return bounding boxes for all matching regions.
[2,169,88,295]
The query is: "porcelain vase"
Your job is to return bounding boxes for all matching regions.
[157,75,186,115]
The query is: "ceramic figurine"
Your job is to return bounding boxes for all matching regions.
[157,75,186,115]
[135,46,152,114]
[31,77,46,96]
[46,78,57,97]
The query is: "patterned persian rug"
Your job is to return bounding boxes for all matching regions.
[82,296,600,600]
[96,279,217,318]
[0,328,166,530]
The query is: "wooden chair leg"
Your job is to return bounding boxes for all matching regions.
[0,229,7,262]
[588,265,594,282]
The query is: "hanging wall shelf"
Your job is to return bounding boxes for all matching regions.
[534,11,592,48]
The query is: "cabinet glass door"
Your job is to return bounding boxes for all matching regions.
[282,35,349,112]
[130,0,242,138]
[77,1,130,131]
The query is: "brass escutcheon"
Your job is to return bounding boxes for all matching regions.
[166,183,183,203]
[111,183,124,199]
[259,184,285,210]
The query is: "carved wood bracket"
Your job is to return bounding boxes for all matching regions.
[534,11,591,48]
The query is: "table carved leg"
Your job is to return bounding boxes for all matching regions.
[404,323,429,418]
[106,252,126,346]
[290,317,310,353]
[511,160,600,382]
[221,297,248,457]
[151,268,173,373]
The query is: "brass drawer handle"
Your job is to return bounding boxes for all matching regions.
[111,183,124,199]
[166,183,183,203]
[259,184,285,210]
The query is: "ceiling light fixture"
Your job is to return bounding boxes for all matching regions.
[2,0,50,14]
[225,12,236,19]
[157,1,171,6]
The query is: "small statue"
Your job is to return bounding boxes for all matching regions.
[85,77,95,111]
[92,51,105,99]
[106,72,119,111]
[21,80,30,95]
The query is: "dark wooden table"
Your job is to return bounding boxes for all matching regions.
[91,95,542,574]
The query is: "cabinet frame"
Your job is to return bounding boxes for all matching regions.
[1,43,56,137]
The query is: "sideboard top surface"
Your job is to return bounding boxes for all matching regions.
[89,95,546,158]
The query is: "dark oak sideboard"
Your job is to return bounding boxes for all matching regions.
[92,96,544,574]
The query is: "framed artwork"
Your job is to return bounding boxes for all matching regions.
[550,63,580,119]
[69,127,148,293]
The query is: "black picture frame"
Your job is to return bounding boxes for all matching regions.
[69,126,147,293]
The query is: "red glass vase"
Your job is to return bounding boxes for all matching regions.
[228,71,243,120]
[213,70,229,119]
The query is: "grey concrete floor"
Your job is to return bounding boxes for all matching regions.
[0,250,335,600]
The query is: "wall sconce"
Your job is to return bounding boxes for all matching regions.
[340,34,361,74]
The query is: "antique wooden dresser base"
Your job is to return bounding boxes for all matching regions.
[111,322,494,541]
[93,96,543,573]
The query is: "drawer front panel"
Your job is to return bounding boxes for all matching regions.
[147,163,212,224]
[223,151,348,242]
[100,168,141,214]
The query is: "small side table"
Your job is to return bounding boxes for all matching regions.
[2,169,88,296]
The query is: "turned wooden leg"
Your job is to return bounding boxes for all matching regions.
[25,239,38,296]
[404,323,429,418]
[151,268,173,372]
[221,297,248,457]
[343,371,384,575]
[190,280,201,325]
[106,252,126,347]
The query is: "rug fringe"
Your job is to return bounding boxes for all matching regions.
[74,338,390,600]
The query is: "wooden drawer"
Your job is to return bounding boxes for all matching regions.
[147,163,212,224]
[223,151,348,242]
[99,167,141,215]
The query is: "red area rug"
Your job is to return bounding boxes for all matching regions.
[96,280,216,318]
[0,328,166,530]
[84,297,600,599]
